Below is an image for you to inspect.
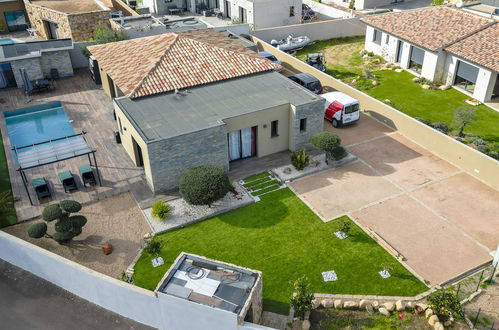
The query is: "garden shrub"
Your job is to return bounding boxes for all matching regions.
[414,117,431,125]
[290,149,310,171]
[338,220,351,235]
[28,200,87,244]
[453,106,477,137]
[430,122,449,134]
[144,240,162,256]
[309,132,342,164]
[179,165,231,206]
[151,200,171,221]
[331,146,347,161]
[290,276,314,320]
[427,289,464,321]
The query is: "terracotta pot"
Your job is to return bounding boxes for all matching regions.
[102,243,113,255]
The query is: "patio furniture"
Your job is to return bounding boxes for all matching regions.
[31,177,51,200]
[31,78,52,93]
[167,5,183,15]
[26,28,37,38]
[58,171,78,192]
[79,164,96,187]
[50,68,59,80]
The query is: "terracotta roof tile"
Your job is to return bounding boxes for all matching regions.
[361,6,494,51]
[445,23,499,72]
[88,29,277,99]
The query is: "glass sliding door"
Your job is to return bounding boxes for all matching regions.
[228,126,256,161]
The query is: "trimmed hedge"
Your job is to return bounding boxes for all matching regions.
[179,166,231,206]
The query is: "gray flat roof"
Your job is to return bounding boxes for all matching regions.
[115,71,320,142]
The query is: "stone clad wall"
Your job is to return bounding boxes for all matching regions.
[67,11,112,41]
[39,50,74,77]
[25,3,71,40]
[290,98,326,151]
[11,58,44,87]
[147,125,230,193]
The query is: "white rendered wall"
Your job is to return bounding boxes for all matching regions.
[302,0,353,19]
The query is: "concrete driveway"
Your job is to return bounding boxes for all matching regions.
[289,115,496,285]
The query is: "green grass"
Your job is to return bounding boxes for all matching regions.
[0,129,16,228]
[248,179,280,191]
[133,188,427,315]
[243,176,273,188]
[243,172,271,183]
[252,184,281,196]
[366,71,499,144]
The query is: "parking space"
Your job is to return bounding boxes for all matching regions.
[289,114,496,285]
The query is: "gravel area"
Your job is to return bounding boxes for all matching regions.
[2,193,150,279]
[143,183,253,234]
[273,153,357,182]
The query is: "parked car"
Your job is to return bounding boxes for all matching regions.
[258,51,282,71]
[322,91,360,127]
[287,73,323,94]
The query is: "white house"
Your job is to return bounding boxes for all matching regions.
[361,6,499,103]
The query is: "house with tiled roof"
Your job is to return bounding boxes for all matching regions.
[88,29,324,192]
[361,6,499,102]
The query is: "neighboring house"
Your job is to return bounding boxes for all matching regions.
[362,6,499,102]
[88,29,324,193]
[22,0,137,41]
[0,38,73,89]
[155,253,263,329]
[0,0,28,32]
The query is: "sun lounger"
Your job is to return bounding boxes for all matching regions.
[58,171,77,192]
[79,164,96,187]
[32,177,51,200]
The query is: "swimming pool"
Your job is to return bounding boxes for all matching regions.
[0,38,17,45]
[4,102,75,152]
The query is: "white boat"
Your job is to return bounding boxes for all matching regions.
[270,35,311,52]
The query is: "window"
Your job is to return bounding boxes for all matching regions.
[300,118,307,132]
[372,29,382,45]
[409,46,425,74]
[385,34,390,45]
[454,60,478,93]
[4,11,27,32]
[118,117,123,134]
[395,40,403,63]
[344,104,360,114]
[290,6,295,17]
[271,120,278,137]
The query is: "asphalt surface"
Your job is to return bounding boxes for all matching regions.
[0,259,156,330]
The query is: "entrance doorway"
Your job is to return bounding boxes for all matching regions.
[0,63,17,89]
[44,20,59,39]
[228,126,257,161]
[131,136,144,167]
[492,75,499,99]
[224,0,231,18]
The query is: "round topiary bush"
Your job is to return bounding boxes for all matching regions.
[42,204,63,221]
[331,146,347,161]
[27,222,48,239]
[69,215,87,228]
[60,200,82,213]
[309,132,343,164]
[179,165,231,206]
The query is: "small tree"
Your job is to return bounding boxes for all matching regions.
[453,106,477,138]
[144,240,162,256]
[309,132,345,164]
[427,289,464,321]
[82,25,128,57]
[291,276,314,320]
[27,200,87,244]
[151,200,170,221]
[179,165,232,207]
[290,149,310,171]
[338,220,351,235]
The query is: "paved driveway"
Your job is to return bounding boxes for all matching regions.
[289,116,497,285]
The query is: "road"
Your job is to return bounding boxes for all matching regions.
[0,258,156,330]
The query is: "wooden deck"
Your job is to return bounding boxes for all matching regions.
[0,69,164,221]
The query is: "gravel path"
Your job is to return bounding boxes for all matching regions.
[2,193,150,279]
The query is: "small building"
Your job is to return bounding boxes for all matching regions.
[88,29,324,192]
[0,38,73,89]
[155,253,263,329]
[0,0,28,33]
[22,0,137,41]
[361,6,499,103]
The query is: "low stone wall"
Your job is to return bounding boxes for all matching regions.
[68,11,112,41]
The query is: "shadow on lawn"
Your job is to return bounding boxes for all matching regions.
[263,298,290,316]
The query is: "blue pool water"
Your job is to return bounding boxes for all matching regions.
[0,38,16,45]
[4,102,75,152]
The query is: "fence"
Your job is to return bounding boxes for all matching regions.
[250,36,499,191]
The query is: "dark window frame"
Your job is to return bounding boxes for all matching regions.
[300,118,307,132]
[372,29,382,45]
[271,120,279,137]
[290,6,295,17]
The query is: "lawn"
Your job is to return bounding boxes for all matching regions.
[132,188,428,315]
[0,129,16,228]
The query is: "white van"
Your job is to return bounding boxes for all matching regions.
[322,92,360,127]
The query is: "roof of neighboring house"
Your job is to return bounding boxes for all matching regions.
[88,29,276,99]
[28,0,114,13]
[446,23,499,72]
[361,6,494,51]
[114,71,321,142]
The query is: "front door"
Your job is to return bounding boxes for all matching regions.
[131,136,144,167]
[228,126,256,161]
[224,0,231,18]
[492,75,499,99]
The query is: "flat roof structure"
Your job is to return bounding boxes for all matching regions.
[157,253,261,316]
[28,0,114,13]
[115,71,320,142]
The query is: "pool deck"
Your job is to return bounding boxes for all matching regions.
[0,69,177,221]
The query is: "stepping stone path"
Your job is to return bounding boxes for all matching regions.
[240,172,286,199]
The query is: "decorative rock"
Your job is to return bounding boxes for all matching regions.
[395,68,403,72]
[378,307,390,316]
[434,322,444,330]
[371,301,380,310]
[302,320,311,330]
[333,299,343,309]
[283,167,292,174]
[321,299,334,308]
[143,232,153,240]
[383,99,391,103]
[359,300,371,309]
[439,84,451,90]
[343,301,359,309]
[422,84,431,89]
[425,308,434,318]
[372,80,379,86]
[383,302,395,312]
[428,315,439,326]
[443,317,453,327]
[406,302,414,309]
[395,300,405,311]
[312,299,321,309]
[412,77,420,83]
[414,303,428,314]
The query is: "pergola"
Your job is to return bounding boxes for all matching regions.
[12,132,101,205]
